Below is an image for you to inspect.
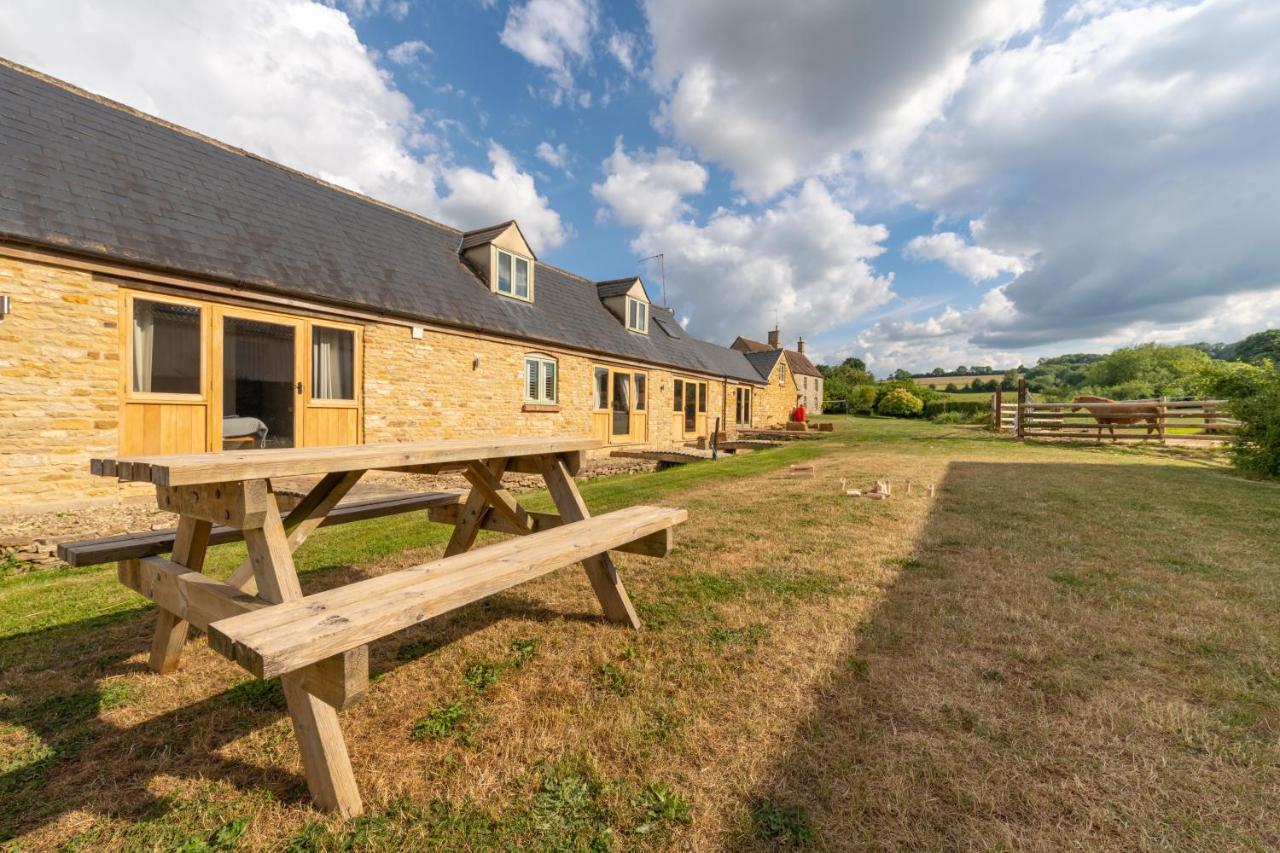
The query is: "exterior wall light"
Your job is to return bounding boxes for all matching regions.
[0,295,10,319]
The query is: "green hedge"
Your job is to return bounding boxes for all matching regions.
[922,399,989,419]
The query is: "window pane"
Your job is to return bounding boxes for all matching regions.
[526,358,539,401]
[132,299,201,394]
[673,379,683,412]
[498,251,512,293]
[312,326,354,400]
[515,257,529,298]
[640,304,647,331]
[698,382,707,413]
[543,359,556,402]
[628,299,636,328]
[595,367,609,409]
[635,375,646,410]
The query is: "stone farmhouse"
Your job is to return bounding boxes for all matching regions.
[0,60,822,514]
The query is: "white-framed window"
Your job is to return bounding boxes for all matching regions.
[626,297,648,333]
[779,363,787,386]
[524,354,557,404]
[496,248,533,301]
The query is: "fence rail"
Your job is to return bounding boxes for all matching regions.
[994,382,1237,444]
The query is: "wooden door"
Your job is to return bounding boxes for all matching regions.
[213,306,305,451]
[303,321,362,446]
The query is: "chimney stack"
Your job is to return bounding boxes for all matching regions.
[796,337,805,354]
[767,327,780,349]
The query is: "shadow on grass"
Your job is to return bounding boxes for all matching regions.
[742,459,1280,849]
[0,560,602,842]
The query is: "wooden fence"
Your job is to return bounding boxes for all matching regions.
[994,380,1237,443]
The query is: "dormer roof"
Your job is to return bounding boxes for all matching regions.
[458,219,537,260]
[595,277,648,300]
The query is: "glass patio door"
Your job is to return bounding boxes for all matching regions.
[684,381,697,433]
[219,311,303,450]
[612,372,632,436]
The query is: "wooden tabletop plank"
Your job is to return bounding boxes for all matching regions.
[90,436,601,486]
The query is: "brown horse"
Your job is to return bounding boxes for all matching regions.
[1071,395,1162,441]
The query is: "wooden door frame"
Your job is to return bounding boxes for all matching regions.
[212,304,307,452]
[304,319,365,445]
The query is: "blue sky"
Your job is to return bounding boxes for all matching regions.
[1,0,1277,373]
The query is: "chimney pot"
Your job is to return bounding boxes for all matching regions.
[797,337,805,354]
[767,327,781,349]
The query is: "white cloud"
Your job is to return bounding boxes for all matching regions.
[595,142,894,342]
[606,30,640,74]
[438,143,569,249]
[535,140,573,176]
[0,0,567,250]
[327,0,410,19]
[870,0,1280,350]
[644,0,1042,199]
[499,0,598,101]
[904,232,1026,282]
[386,39,431,65]
[591,139,707,230]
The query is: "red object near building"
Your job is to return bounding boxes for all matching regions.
[792,405,807,423]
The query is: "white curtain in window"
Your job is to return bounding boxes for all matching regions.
[132,300,155,392]
[312,327,353,399]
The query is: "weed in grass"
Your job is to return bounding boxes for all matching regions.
[510,637,537,668]
[396,638,445,662]
[0,549,36,578]
[844,656,869,678]
[464,662,500,692]
[528,758,616,850]
[1167,558,1222,577]
[980,668,1007,683]
[411,701,471,742]
[1049,572,1087,588]
[634,782,692,834]
[740,567,844,601]
[227,678,286,712]
[182,816,251,852]
[637,708,681,745]
[752,800,813,845]
[707,623,768,651]
[597,663,632,696]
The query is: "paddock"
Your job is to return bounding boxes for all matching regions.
[1000,381,1237,443]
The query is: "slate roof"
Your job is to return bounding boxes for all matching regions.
[458,221,519,253]
[0,61,767,384]
[744,349,784,378]
[595,277,644,299]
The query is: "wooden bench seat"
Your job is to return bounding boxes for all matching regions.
[208,504,686,679]
[57,491,466,567]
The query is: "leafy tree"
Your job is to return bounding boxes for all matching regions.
[1085,343,1211,398]
[841,356,868,373]
[891,368,914,381]
[931,367,946,376]
[945,383,959,393]
[877,388,924,417]
[1232,330,1280,365]
[1194,360,1280,476]
[1001,369,1020,391]
[849,384,877,413]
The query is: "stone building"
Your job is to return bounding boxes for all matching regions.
[0,61,818,513]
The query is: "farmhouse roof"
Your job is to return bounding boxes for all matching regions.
[0,60,767,385]
[784,349,823,378]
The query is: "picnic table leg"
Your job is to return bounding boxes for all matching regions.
[147,515,212,673]
[444,459,508,557]
[227,470,365,593]
[244,495,362,817]
[536,454,641,629]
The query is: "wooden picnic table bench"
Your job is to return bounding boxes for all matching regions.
[78,436,686,817]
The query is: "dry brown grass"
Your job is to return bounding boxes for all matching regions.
[3,418,1279,850]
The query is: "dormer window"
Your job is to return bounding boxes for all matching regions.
[496,249,532,301]
[626,297,648,333]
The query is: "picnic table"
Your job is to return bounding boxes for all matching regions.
[71,436,686,816]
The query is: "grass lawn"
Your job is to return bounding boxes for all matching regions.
[3,418,1280,849]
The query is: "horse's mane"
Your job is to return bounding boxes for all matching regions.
[1073,395,1115,403]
